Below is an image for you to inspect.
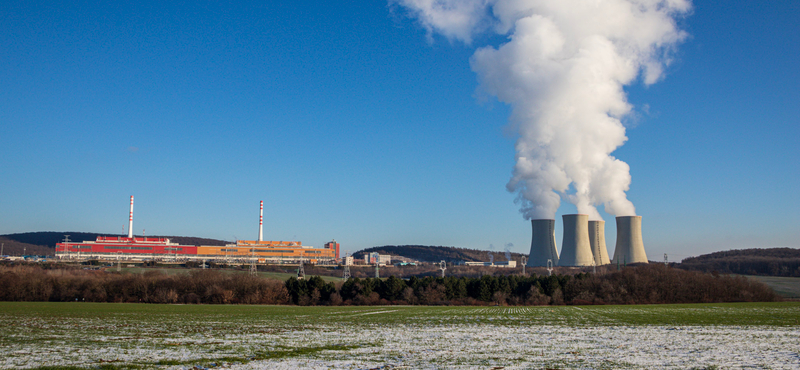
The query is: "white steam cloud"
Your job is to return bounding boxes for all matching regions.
[396,0,690,220]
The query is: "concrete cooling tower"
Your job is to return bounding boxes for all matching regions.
[588,220,611,266]
[558,214,594,266]
[611,216,648,264]
[526,219,559,267]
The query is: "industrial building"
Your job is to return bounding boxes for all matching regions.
[464,260,517,268]
[55,197,339,264]
[366,252,392,266]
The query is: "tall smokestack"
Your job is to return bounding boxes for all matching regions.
[127,195,134,239]
[526,219,559,267]
[558,214,594,266]
[258,200,263,242]
[612,216,648,264]
[588,220,611,266]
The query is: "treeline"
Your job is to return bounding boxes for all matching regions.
[353,245,523,263]
[0,265,289,304]
[680,248,800,277]
[285,264,778,305]
[0,264,778,305]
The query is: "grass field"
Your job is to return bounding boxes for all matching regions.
[1,302,799,369]
[744,275,800,299]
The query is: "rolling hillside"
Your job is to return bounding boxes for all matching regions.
[679,248,800,277]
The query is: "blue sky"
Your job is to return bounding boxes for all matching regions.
[1,0,798,261]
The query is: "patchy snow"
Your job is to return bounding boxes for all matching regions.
[1,305,798,369]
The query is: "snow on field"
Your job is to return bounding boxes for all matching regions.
[1,305,799,369]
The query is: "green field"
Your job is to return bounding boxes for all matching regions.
[1,302,799,369]
[1,301,798,327]
[744,275,800,298]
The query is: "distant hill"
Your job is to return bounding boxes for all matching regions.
[0,232,229,256]
[679,247,800,277]
[352,245,526,264]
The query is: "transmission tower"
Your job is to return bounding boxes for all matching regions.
[249,247,257,276]
[547,259,553,276]
[298,261,305,280]
[439,260,447,278]
[664,253,668,266]
[62,235,70,260]
[521,256,527,275]
[343,264,351,280]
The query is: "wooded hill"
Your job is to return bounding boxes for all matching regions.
[679,248,800,277]
[353,245,525,263]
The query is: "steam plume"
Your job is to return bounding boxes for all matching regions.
[396,0,690,220]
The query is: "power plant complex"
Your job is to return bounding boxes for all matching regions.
[55,197,340,264]
[52,197,646,268]
[526,214,648,267]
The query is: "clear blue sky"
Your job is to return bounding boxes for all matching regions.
[1,1,798,261]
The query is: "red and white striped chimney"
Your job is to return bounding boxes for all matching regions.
[258,200,263,242]
[128,195,134,239]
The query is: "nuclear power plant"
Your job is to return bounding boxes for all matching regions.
[611,216,648,264]
[525,219,559,267]
[527,215,648,267]
[558,214,594,266]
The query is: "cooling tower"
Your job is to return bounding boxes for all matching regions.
[611,216,648,264]
[526,219,559,267]
[588,220,611,265]
[558,214,594,266]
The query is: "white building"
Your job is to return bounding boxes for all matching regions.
[367,252,392,266]
[464,261,517,268]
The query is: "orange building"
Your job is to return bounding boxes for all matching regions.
[196,240,336,264]
[324,239,340,260]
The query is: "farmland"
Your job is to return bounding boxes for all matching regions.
[1,302,799,369]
